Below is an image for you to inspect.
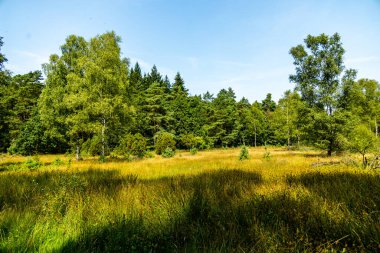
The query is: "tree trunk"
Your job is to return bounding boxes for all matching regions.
[101,117,106,158]
[297,135,300,149]
[254,124,257,147]
[375,117,378,138]
[287,102,290,150]
[327,139,333,156]
[362,153,366,168]
[76,144,81,161]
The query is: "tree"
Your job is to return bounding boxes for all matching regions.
[355,79,380,137]
[348,124,378,167]
[236,98,254,145]
[40,32,130,160]
[289,33,355,155]
[290,33,345,114]
[40,35,88,160]
[0,37,13,151]
[0,37,43,152]
[128,62,143,102]
[209,88,239,147]
[251,101,265,147]
[6,71,44,141]
[83,32,130,159]
[272,90,304,148]
[8,109,68,155]
[260,93,276,145]
[261,93,276,112]
[169,72,192,135]
[142,81,171,138]
[154,131,176,155]
[116,133,147,158]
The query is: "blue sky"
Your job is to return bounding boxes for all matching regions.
[1,0,379,102]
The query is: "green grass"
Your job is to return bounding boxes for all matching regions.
[0,148,379,252]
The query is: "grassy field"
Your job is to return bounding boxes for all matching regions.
[0,147,379,252]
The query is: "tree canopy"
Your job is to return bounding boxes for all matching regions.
[0,32,379,159]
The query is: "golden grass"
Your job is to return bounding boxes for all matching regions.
[0,147,379,252]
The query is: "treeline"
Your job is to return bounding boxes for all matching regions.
[0,32,379,161]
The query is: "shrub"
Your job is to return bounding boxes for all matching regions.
[348,124,378,167]
[24,156,42,170]
[239,146,249,160]
[117,133,147,158]
[154,132,176,155]
[263,149,271,160]
[190,147,198,155]
[82,136,103,156]
[162,147,175,158]
[180,133,205,150]
[51,157,64,166]
[144,151,155,158]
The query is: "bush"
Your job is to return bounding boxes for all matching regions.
[190,147,198,155]
[263,149,271,160]
[7,110,69,155]
[24,156,42,170]
[154,132,176,155]
[116,133,147,158]
[82,136,103,156]
[162,147,175,158]
[239,146,249,160]
[180,133,205,150]
[348,124,378,167]
[51,157,64,166]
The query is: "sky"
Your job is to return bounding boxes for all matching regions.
[1,0,380,102]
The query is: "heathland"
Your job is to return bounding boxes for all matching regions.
[1,147,379,252]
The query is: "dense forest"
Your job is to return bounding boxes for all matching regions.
[0,32,379,162]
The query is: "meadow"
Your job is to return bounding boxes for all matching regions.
[0,147,379,252]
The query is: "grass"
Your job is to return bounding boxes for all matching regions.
[0,147,379,252]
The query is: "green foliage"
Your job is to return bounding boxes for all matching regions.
[51,157,64,166]
[39,32,130,160]
[348,124,378,167]
[1,31,380,159]
[271,90,304,148]
[190,147,198,155]
[161,147,175,158]
[154,132,176,155]
[81,136,102,156]
[23,156,42,170]
[8,110,67,155]
[289,33,360,155]
[180,133,204,150]
[116,133,147,158]
[99,154,107,163]
[263,149,271,160]
[239,145,249,160]
[144,151,155,158]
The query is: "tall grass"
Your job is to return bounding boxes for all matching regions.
[0,148,379,252]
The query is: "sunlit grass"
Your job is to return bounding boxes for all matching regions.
[0,147,379,252]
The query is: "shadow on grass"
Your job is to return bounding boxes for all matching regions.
[0,161,24,172]
[2,169,380,252]
[286,171,380,214]
[285,171,380,249]
[58,170,380,252]
[0,169,137,211]
[58,170,263,252]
